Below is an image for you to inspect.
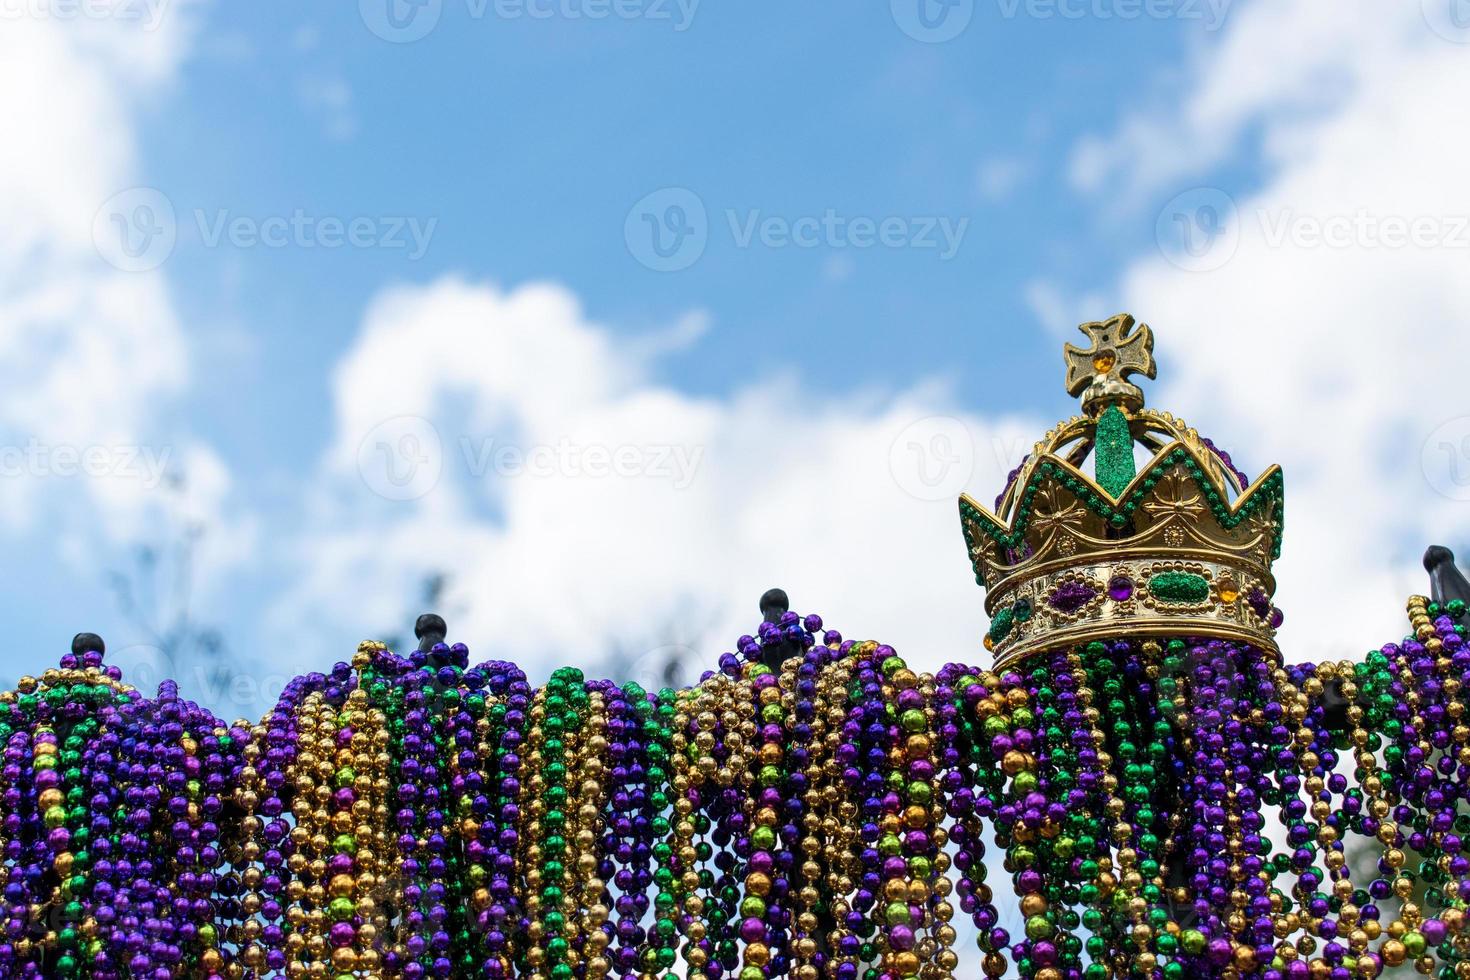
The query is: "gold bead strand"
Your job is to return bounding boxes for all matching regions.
[571,687,611,980]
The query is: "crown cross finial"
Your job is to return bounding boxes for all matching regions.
[1063,313,1157,416]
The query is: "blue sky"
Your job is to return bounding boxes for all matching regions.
[4,0,1470,724]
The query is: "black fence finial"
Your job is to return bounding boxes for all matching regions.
[1425,546,1470,607]
[415,613,448,652]
[71,632,105,657]
[759,588,789,624]
[758,588,803,669]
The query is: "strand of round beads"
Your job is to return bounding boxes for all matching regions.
[69,680,120,979]
[569,684,611,980]
[465,659,530,978]
[749,614,820,979]
[784,625,833,980]
[37,716,80,975]
[701,674,749,980]
[232,669,331,976]
[645,684,695,980]
[5,690,48,976]
[736,657,786,980]
[1007,648,1096,980]
[667,681,704,979]
[943,664,1014,979]
[515,680,551,976]
[597,679,642,980]
[870,643,940,980]
[115,694,186,978]
[819,635,873,980]
[714,660,761,979]
[279,686,332,973]
[441,656,483,976]
[914,664,961,979]
[387,658,455,977]
[0,697,38,975]
[1267,659,1337,980]
[520,667,587,980]
[283,660,391,978]
[845,640,894,979]
[669,673,726,980]
[48,707,91,978]
[427,641,474,977]
[153,680,246,978]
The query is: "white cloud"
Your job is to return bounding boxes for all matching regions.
[0,11,197,522]
[1067,2,1427,204]
[279,277,1040,688]
[0,5,253,613]
[1065,0,1470,658]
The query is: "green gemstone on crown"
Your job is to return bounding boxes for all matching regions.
[1094,404,1136,498]
[1147,572,1210,604]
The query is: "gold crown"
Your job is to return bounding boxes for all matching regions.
[958,314,1285,669]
